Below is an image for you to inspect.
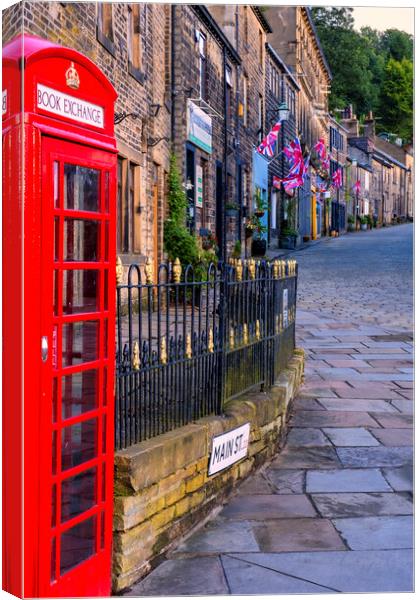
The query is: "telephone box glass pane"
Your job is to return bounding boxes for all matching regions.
[61,418,97,471]
[62,321,99,366]
[60,516,96,575]
[62,370,98,419]
[63,270,99,314]
[61,467,96,523]
[64,165,100,212]
[64,219,99,261]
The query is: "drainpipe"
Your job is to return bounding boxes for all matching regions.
[222,46,228,263]
[170,4,176,144]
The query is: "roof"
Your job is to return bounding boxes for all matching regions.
[304,8,332,80]
[266,43,300,90]
[191,6,241,65]
[252,7,272,33]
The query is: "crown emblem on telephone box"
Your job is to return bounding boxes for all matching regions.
[65,62,80,89]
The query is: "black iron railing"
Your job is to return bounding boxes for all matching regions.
[115,257,297,450]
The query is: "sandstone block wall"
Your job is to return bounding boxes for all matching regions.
[113,348,305,592]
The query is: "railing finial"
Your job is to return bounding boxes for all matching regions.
[116,256,123,285]
[132,341,140,370]
[173,257,182,283]
[145,256,154,284]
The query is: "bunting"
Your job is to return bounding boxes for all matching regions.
[353,180,361,194]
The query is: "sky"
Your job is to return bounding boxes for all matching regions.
[352,7,414,35]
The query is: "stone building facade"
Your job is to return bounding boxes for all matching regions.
[3,1,171,276]
[328,115,348,233]
[264,6,332,241]
[265,43,299,247]
[205,5,271,257]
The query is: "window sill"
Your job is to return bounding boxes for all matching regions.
[96,28,116,58]
[128,62,145,85]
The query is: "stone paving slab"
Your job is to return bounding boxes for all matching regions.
[306,469,391,493]
[227,549,413,592]
[382,466,413,492]
[391,399,413,414]
[220,555,334,594]
[285,427,331,447]
[252,518,346,552]
[323,427,380,447]
[372,413,413,428]
[337,446,413,467]
[172,519,259,555]
[332,516,413,550]
[270,446,341,469]
[220,494,316,520]
[317,398,398,413]
[126,556,229,596]
[311,492,413,518]
[370,428,413,446]
[289,410,380,429]
[266,469,305,494]
[236,473,273,494]
[292,397,325,410]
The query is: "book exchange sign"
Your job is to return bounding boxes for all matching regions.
[37,83,104,128]
[208,423,250,476]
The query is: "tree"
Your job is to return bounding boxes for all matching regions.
[311,7,374,115]
[378,57,413,141]
[380,29,413,62]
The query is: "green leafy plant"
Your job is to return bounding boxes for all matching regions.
[281,227,299,237]
[254,188,268,213]
[245,214,267,240]
[347,214,355,224]
[225,202,239,211]
[231,240,242,260]
[164,154,217,277]
[360,215,368,225]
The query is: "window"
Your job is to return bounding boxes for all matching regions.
[226,64,233,125]
[198,32,207,100]
[128,4,143,80]
[117,157,141,254]
[97,3,115,55]
[244,6,249,48]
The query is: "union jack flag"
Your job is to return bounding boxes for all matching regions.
[256,121,282,158]
[280,137,309,192]
[332,168,343,189]
[353,180,361,194]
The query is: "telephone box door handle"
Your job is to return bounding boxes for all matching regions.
[41,336,48,362]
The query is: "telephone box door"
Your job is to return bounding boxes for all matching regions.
[39,136,116,597]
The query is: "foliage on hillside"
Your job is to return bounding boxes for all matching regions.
[311,7,413,141]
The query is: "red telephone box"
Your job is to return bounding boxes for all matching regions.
[3,35,117,597]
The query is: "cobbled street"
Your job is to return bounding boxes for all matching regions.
[128,224,413,596]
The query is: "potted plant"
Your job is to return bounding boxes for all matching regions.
[226,202,239,217]
[347,214,356,231]
[253,189,267,217]
[247,215,267,256]
[360,216,368,231]
[279,226,299,250]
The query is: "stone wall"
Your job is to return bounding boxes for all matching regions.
[112,348,305,593]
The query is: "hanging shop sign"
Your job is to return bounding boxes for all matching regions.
[196,164,203,208]
[208,423,250,476]
[187,99,212,154]
[37,83,104,128]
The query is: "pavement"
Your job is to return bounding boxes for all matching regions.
[126,224,414,597]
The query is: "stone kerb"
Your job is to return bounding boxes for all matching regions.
[113,348,305,592]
